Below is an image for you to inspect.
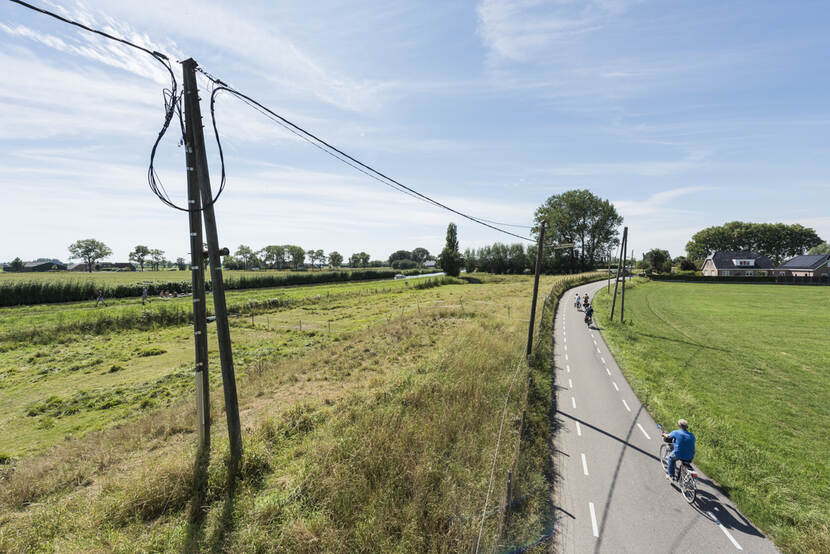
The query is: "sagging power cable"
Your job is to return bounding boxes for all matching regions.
[200,72,533,242]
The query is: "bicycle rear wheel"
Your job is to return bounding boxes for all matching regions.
[659,444,670,472]
[680,470,697,503]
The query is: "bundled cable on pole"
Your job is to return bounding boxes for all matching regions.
[7,0,226,212]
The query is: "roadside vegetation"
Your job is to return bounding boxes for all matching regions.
[592,280,830,553]
[0,272,598,552]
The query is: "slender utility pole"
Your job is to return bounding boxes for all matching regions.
[526,222,546,359]
[182,59,242,465]
[184,104,210,449]
[610,226,627,321]
[620,233,628,323]
[607,246,611,293]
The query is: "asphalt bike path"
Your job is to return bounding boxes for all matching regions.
[552,281,779,554]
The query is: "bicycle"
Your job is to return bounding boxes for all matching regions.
[657,424,697,504]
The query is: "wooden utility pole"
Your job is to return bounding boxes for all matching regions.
[610,226,628,321]
[182,59,242,465]
[621,234,629,323]
[526,222,546,359]
[184,102,210,449]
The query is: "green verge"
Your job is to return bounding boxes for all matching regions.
[592,279,830,554]
[498,272,604,552]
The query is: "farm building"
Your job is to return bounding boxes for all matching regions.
[700,251,773,277]
[22,261,67,272]
[68,262,137,272]
[770,254,830,280]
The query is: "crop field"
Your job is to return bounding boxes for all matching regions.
[592,280,830,553]
[0,272,601,552]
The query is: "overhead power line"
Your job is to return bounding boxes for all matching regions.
[11,0,534,238]
[203,76,534,242]
[7,0,226,212]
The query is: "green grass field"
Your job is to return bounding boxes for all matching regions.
[0,272,602,552]
[593,280,830,553]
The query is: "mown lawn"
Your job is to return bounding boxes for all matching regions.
[593,280,830,553]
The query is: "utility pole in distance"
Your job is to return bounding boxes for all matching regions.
[610,226,628,322]
[526,222,546,359]
[182,59,242,466]
[184,97,210,449]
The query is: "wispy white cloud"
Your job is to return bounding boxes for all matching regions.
[477,0,641,63]
[613,186,713,218]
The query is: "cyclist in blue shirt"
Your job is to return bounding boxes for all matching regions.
[662,419,695,481]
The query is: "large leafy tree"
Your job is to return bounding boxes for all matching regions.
[438,223,463,277]
[534,189,622,272]
[685,221,822,264]
[68,239,112,272]
[808,242,830,255]
[643,248,671,274]
[149,248,165,271]
[129,245,151,271]
[348,252,370,268]
[286,246,305,269]
[411,247,430,267]
[388,250,413,265]
[260,245,286,269]
[8,257,24,272]
[235,245,259,269]
[328,251,343,268]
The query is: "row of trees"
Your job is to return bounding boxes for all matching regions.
[388,248,432,269]
[128,245,171,271]
[685,222,823,264]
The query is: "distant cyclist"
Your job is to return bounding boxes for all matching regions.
[662,419,695,481]
[582,293,589,308]
[575,292,581,309]
[584,304,594,323]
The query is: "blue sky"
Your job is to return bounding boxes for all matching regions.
[1,0,828,264]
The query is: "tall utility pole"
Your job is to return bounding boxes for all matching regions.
[182,59,242,465]
[621,235,629,323]
[526,222,546,359]
[184,102,210,449]
[610,226,628,321]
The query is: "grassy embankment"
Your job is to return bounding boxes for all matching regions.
[0,272,595,552]
[592,280,829,553]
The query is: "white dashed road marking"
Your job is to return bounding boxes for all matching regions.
[601,357,606,365]
[569,378,573,388]
[589,502,599,537]
[565,353,569,361]
[637,423,651,440]
[581,453,589,476]
[605,367,611,376]
[572,397,577,409]
[566,364,571,373]
[575,421,582,436]
[596,347,601,354]
[612,382,619,391]
[622,399,631,412]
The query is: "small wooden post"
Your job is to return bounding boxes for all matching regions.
[508,305,511,319]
